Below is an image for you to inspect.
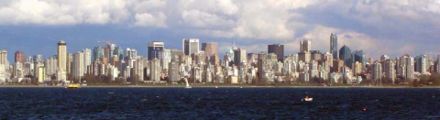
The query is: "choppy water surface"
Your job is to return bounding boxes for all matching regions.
[0,87,439,119]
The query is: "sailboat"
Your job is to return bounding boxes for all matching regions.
[184,77,192,89]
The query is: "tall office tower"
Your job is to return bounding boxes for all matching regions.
[300,39,311,52]
[372,61,383,83]
[330,33,338,59]
[353,50,365,63]
[72,52,84,81]
[299,40,312,63]
[57,40,67,82]
[339,45,353,68]
[436,55,440,73]
[233,48,247,66]
[182,38,200,56]
[150,59,161,82]
[83,49,92,69]
[35,62,45,83]
[416,55,428,74]
[133,58,145,81]
[14,51,25,64]
[92,46,104,62]
[202,42,218,57]
[105,43,116,60]
[380,55,390,61]
[268,44,284,61]
[161,49,171,70]
[45,56,58,77]
[257,53,269,84]
[202,42,219,65]
[148,41,165,60]
[404,55,415,81]
[309,60,319,79]
[0,49,9,83]
[310,50,322,61]
[168,59,180,83]
[323,52,333,67]
[0,49,8,65]
[33,54,44,63]
[384,59,396,84]
[126,48,138,60]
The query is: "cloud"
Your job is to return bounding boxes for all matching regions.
[134,12,167,27]
[0,0,131,25]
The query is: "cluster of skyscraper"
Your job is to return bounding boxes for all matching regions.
[0,34,439,86]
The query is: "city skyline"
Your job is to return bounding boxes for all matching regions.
[0,0,439,59]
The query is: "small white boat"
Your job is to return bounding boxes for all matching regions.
[302,96,313,102]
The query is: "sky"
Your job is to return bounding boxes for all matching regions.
[0,0,440,60]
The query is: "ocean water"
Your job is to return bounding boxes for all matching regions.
[0,87,439,119]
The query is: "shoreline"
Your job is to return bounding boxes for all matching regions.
[0,85,439,89]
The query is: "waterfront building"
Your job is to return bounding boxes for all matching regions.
[353,50,365,64]
[183,38,200,56]
[14,51,25,64]
[168,59,180,83]
[148,41,164,60]
[202,42,219,65]
[150,59,161,82]
[330,33,338,59]
[268,44,284,61]
[416,55,429,74]
[300,39,311,52]
[72,51,85,81]
[35,62,45,83]
[57,40,68,82]
[234,48,247,66]
[339,45,353,68]
[0,49,8,65]
[384,59,396,84]
[0,49,9,83]
[372,61,383,84]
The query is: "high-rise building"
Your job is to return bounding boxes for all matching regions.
[339,45,353,68]
[45,56,57,78]
[202,42,218,57]
[233,48,247,66]
[14,51,25,64]
[150,59,161,82]
[202,42,219,65]
[384,59,396,84]
[168,59,180,83]
[299,40,312,63]
[330,33,338,59]
[0,49,9,83]
[0,49,8,65]
[300,39,311,52]
[435,55,440,73]
[148,41,165,60]
[93,46,104,62]
[72,51,84,81]
[183,38,200,56]
[268,44,284,61]
[83,49,92,74]
[310,50,322,61]
[416,55,428,74]
[402,55,415,81]
[35,62,45,83]
[353,50,365,64]
[57,40,68,82]
[372,61,382,83]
